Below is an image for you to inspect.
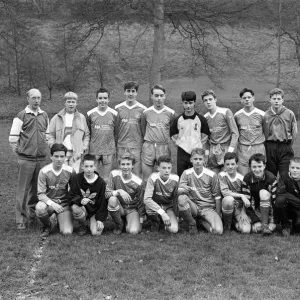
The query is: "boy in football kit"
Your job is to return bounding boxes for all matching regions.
[107,153,146,235]
[242,153,277,236]
[87,87,118,182]
[36,144,76,238]
[144,155,179,233]
[178,148,223,235]
[234,88,265,176]
[202,90,239,174]
[48,92,90,173]
[263,88,297,177]
[141,85,175,181]
[115,81,147,178]
[219,152,251,233]
[69,154,107,236]
[276,157,300,236]
[170,91,210,177]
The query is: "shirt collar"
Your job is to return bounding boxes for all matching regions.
[25,106,44,115]
[250,171,265,183]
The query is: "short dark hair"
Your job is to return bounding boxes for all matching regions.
[201,90,216,101]
[50,143,68,155]
[124,81,139,92]
[82,154,96,163]
[290,157,300,165]
[181,91,196,102]
[151,84,165,95]
[249,153,266,166]
[269,88,284,98]
[224,152,238,163]
[239,88,254,98]
[96,87,110,98]
[157,155,172,166]
[118,152,136,165]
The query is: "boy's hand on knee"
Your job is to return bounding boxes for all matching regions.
[161,212,171,227]
[51,202,64,214]
[117,190,131,203]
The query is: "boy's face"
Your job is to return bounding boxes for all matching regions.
[151,88,166,109]
[96,92,109,109]
[124,88,137,102]
[270,93,284,110]
[224,158,238,175]
[51,151,66,169]
[183,100,195,114]
[289,161,300,179]
[241,92,254,108]
[190,153,204,169]
[65,98,77,114]
[250,160,265,178]
[157,162,172,180]
[202,95,217,111]
[119,159,133,176]
[82,160,96,177]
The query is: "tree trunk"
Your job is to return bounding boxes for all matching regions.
[149,0,164,102]
[276,0,282,88]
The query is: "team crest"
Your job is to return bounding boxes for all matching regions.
[80,189,97,205]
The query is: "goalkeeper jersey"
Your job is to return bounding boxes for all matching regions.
[234,108,265,146]
[87,107,117,155]
[115,101,146,149]
[141,105,175,144]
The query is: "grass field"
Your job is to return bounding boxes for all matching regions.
[1,83,300,299]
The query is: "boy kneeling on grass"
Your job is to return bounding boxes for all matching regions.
[106,153,146,235]
[69,154,107,236]
[219,152,251,233]
[36,143,76,238]
[276,157,300,237]
[144,155,179,233]
[241,153,277,236]
[177,148,223,235]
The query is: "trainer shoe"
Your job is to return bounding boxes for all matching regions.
[282,227,291,237]
[189,224,198,235]
[262,224,272,236]
[40,225,51,238]
[150,222,160,233]
[17,223,26,230]
[77,224,87,236]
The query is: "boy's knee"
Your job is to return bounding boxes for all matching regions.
[178,195,189,206]
[213,225,223,235]
[36,201,47,214]
[259,189,270,201]
[72,204,81,214]
[222,196,235,209]
[108,196,119,207]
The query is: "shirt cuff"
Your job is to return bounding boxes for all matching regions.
[47,199,54,206]
[228,147,234,153]
[113,190,118,197]
[157,208,165,216]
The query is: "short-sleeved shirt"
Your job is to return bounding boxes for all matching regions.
[218,171,244,197]
[87,107,117,155]
[141,106,175,144]
[234,108,265,146]
[115,101,147,149]
[204,107,239,149]
[179,167,221,210]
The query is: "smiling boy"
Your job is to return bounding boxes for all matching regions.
[106,153,145,235]
[36,144,76,238]
[144,155,179,233]
[49,92,90,173]
[276,157,300,236]
[241,153,277,235]
[263,88,297,176]
[87,87,118,182]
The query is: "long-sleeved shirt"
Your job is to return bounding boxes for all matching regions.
[37,163,75,207]
[170,112,210,154]
[87,107,117,155]
[277,172,300,198]
[115,101,146,149]
[263,106,297,143]
[106,170,145,216]
[69,172,108,222]
[234,108,265,146]
[141,105,175,144]
[218,171,244,197]
[144,172,179,215]
[204,107,239,151]
[178,167,221,210]
[241,170,277,209]
[9,106,49,160]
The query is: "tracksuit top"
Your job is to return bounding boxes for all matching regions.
[170,112,210,154]
[106,170,145,216]
[115,101,147,149]
[69,172,108,222]
[277,172,300,199]
[218,171,244,197]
